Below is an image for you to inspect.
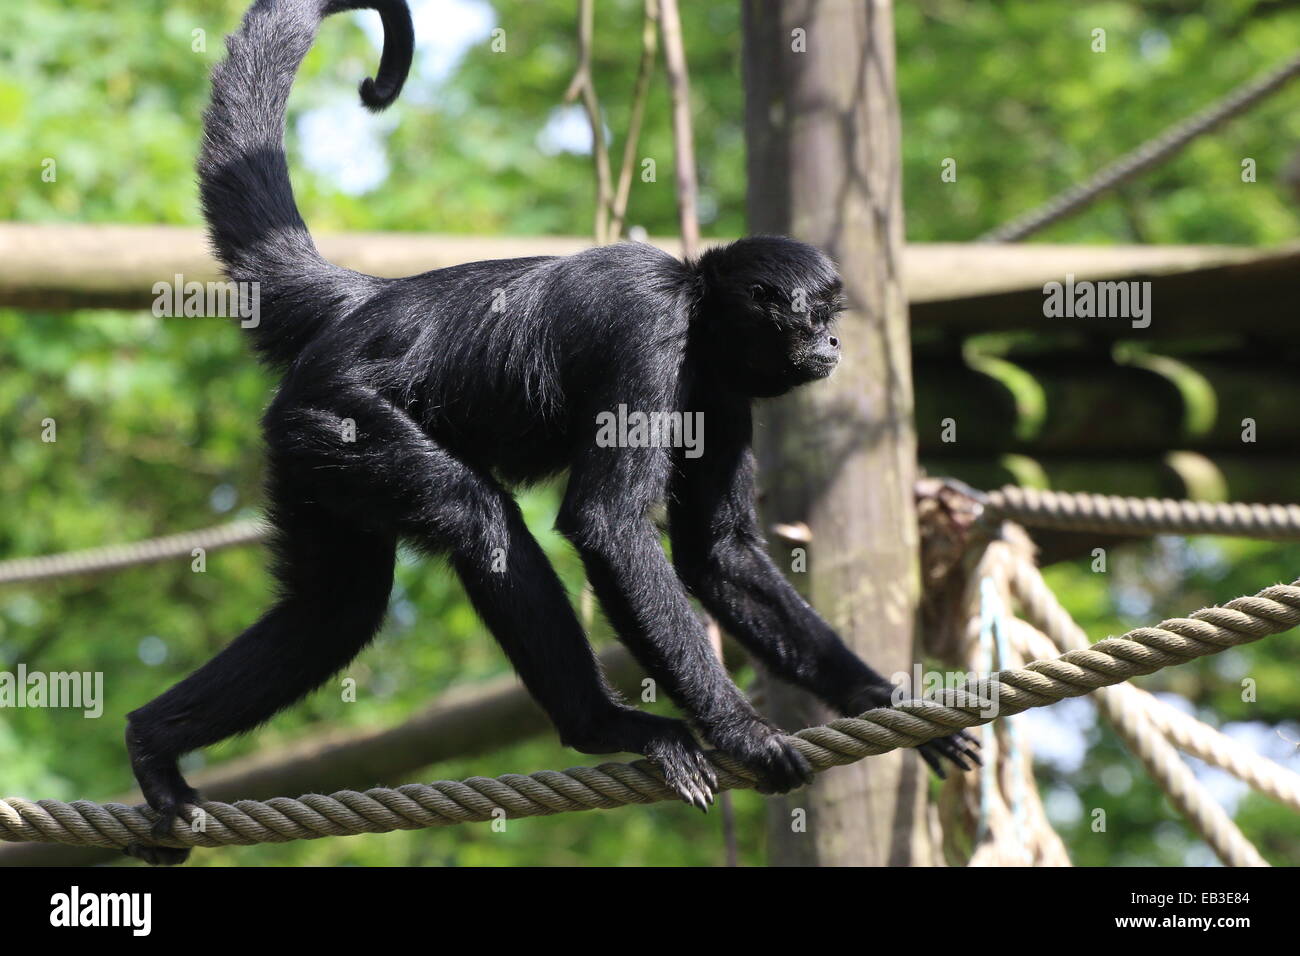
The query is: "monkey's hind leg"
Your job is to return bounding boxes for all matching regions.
[124,493,397,864]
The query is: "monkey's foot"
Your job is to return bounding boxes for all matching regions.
[564,709,718,811]
[642,726,719,812]
[709,719,813,795]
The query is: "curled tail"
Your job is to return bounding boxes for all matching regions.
[198,0,413,365]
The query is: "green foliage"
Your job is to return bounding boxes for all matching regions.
[1,0,1297,865]
[896,1,1300,243]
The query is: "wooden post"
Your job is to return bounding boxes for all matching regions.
[743,0,933,866]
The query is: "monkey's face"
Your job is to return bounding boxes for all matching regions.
[696,236,845,398]
[730,282,842,396]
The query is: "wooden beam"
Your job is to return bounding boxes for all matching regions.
[911,243,1300,337]
[3,222,1295,326]
[0,223,635,311]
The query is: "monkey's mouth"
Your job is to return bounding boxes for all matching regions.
[804,357,838,380]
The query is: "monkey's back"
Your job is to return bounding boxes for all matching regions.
[298,242,694,485]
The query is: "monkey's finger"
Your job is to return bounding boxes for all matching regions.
[945,752,973,772]
[790,750,815,787]
[918,746,948,778]
[691,764,717,806]
[691,785,712,812]
[948,735,983,766]
[921,731,982,774]
[699,759,720,793]
[763,739,814,792]
[673,772,712,812]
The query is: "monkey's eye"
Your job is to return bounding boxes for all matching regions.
[749,283,779,304]
[810,298,843,325]
[821,296,846,320]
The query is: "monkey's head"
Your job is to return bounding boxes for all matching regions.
[694,236,844,398]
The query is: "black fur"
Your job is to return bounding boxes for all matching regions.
[124,0,977,863]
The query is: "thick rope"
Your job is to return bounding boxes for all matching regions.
[979,51,1300,241]
[3,578,1297,851]
[1006,612,1266,867]
[0,520,265,585]
[962,544,1071,866]
[1007,553,1300,816]
[986,486,1300,539]
[956,523,1265,866]
[1,486,1292,588]
[1133,686,1300,813]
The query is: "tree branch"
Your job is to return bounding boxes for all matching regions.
[564,0,613,244]
[658,0,701,258]
[610,0,660,240]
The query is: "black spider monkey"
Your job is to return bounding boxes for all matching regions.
[124,0,977,863]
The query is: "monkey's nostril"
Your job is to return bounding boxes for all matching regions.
[828,336,839,348]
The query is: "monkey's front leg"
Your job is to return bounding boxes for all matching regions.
[667,419,981,779]
[558,492,812,796]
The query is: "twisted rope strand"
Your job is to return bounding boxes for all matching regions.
[0,520,266,585]
[1136,690,1300,813]
[1007,554,1300,815]
[4,579,1296,850]
[986,486,1300,539]
[1005,611,1267,867]
[1,487,1293,588]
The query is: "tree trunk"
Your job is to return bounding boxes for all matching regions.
[743,0,932,866]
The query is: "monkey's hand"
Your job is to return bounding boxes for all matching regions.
[122,778,199,867]
[915,729,982,777]
[706,717,813,796]
[843,682,981,778]
[123,842,193,867]
[124,727,199,865]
